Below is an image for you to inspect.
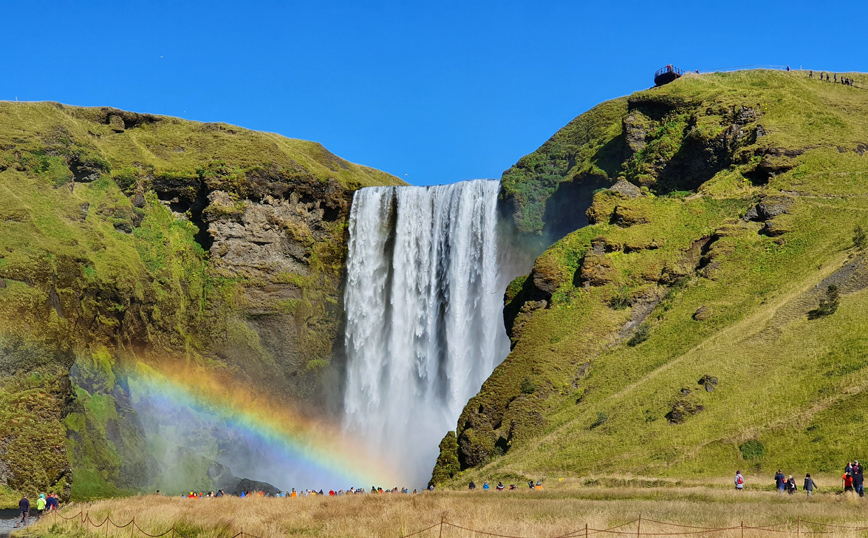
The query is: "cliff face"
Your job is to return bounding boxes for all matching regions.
[434,70,868,485]
[0,102,403,505]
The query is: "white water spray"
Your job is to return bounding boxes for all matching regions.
[342,180,509,485]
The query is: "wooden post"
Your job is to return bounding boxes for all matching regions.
[171,525,176,538]
[439,516,444,538]
[131,517,135,538]
[637,514,641,537]
[741,521,744,538]
[585,523,588,538]
[105,518,109,538]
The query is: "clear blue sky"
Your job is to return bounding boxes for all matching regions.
[3,1,866,186]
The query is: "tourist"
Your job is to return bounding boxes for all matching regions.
[469,480,476,490]
[787,475,797,495]
[842,471,853,493]
[809,70,813,78]
[15,494,29,528]
[36,494,46,516]
[774,469,786,493]
[46,493,59,511]
[804,474,818,497]
[853,461,864,497]
[734,470,744,491]
[483,481,490,491]
[496,482,504,491]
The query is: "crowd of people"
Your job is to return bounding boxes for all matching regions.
[14,492,61,528]
[468,480,543,491]
[12,461,866,528]
[732,461,865,497]
[808,70,857,86]
[180,485,437,499]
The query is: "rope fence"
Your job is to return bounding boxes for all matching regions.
[32,509,868,538]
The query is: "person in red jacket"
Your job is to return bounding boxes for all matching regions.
[844,472,854,492]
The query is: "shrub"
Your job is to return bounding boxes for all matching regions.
[590,412,609,429]
[739,439,766,460]
[808,285,840,319]
[627,324,650,346]
[520,377,536,395]
[609,286,632,310]
[854,225,867,251]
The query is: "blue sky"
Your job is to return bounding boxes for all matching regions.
[3,1,866,185]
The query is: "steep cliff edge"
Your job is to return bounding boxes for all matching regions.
[0,102,403,505]
[433,69,868,485]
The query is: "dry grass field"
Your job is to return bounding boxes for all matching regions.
[14,484,868,538]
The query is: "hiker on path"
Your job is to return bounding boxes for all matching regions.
[15,494,29,528]
[45,493,59,511]
[787,475,797,495]
[734,470,745,491]
[36,494,46,516]
[804,474,818,497]
[842,472,853,492]
[775,470,786,493]
[469,480,476,490]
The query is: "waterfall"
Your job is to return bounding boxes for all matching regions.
[342,179,509,486]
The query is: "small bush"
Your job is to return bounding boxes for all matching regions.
[590,412,609,429]
[520,377,536,395]
[739,439,766,460]
[854,225,867,251]
[609,286,632,310]
[627,324,650,347]
[808,285,840,319]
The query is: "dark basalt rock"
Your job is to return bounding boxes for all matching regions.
[693,306,711,321]
[698,375,719,392]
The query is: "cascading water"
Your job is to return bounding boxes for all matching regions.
[343,179,510,485]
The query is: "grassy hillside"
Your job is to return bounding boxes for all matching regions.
[433,70,868,486]
[0,102,402,505]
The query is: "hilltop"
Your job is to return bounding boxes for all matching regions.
[0,102,403,505]
[433,69,868,485]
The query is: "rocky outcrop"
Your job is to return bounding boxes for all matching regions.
[0,101,402,503]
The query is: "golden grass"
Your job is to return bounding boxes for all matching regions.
[17,486,868,538]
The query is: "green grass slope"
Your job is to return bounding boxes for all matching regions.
[433,70,868,486]
[0,102,403,505]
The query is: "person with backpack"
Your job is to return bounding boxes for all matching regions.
[787,475,797,495]
[804,474,818,497]
[775,470,786,493]
[734,470,745,491]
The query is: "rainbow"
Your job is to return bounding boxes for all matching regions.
[127,362,399,490]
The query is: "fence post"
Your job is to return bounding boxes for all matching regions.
[637,514,641,537]
[171,524,176,538]
[439,516,444,538]
[585,523,588,538]
[741,521,744,538]
[131,517,135,538]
